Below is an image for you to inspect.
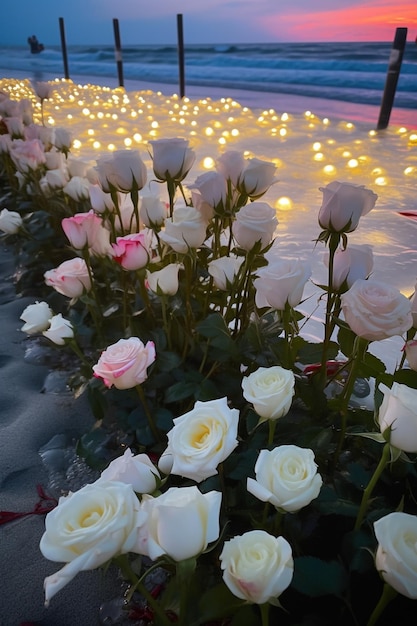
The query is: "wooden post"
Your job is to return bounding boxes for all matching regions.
[113,18,124,88]
[377,27,408,130]
[59,17,70,80]
[177,14,185,98]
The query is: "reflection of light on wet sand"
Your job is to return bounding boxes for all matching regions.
[1,76,416,298]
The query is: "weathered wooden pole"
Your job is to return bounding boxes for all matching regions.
[59,17,70,80]
[113,18,124,88]
[377,27,408,130]
[177,14,185,98]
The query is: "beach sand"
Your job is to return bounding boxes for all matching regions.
[0,73,416,625]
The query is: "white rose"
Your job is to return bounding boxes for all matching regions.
[189,171,228,212]
[54,127,73,152]
[324,244,374,291]
[140,195,168,227]
[42,314,74,346]
[378,382,417,452]
[233,201,278,251]
[237,157,277,199]
[242,365,295,422]
[0,208,23,234]
[33,80,54,100]
[374,512,417,599]
[159,205,207,254]
[247,446,323,512]
[89,183,116,214]
[40,481,145,606]
[318,181,377,233]
[92,337,156,390]
[44,150,65,170]
[254,258,311,310]
[10,138,46,172]
[158,397,239,482]
[96,150,147,193]
[219,530,294,604]
[135,486,222,561]
[208,255,243,291]
[98,448,160,494]
[410,281,417,328]
[20,301,53,334]
[341,279,413,342]
[45,168,69,190]
[149,137,195,183]
[146,263,182,296]
[63,176,90,201]
[5,116,25,138]
[404,340,417,371]
[216,150,245,187]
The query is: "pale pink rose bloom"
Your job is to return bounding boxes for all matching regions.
[98,448,160,494]
[0,208,23,234]
[410,281,417,328]
[237,157,278,199]
[0,134,12,154]
[18,98,33,125]
[54,127,72,152]
[45,168,69,190]
[0,96,20,118]
[208,256,243,291]
[67,157,90,178]
[112,232,150,270]
[254,258,311,310]
[324,244,374,291]
[149,138,195,183]
[92,337,156,389]
[216,150,245,186]
[341,279,413,342]
[233,201,278,251]
[318,181,377,234]
[404,340,417,371]
[33,81,54,100]
[140,195,168,228]
[44,258,92,298]
[4,116,25,138]
[10,138,46,172]
[44,150,65,171]
[62,210,106,250]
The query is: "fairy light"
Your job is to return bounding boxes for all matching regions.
[275,196,293,210]
[347,158,359,168]
[203,157,215,169]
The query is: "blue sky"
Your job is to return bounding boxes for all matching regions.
[1,0,416,46]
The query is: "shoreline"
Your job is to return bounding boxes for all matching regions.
[1,67,416,128]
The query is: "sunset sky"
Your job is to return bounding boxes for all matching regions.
[1,0,416,45]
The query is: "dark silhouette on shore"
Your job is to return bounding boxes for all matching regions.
[28,35,44,54]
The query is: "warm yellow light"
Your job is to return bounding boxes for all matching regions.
[347,159,359,168]
[151,121,159,129]
[124,138,132,147]
[323,164,335,174]
[375,176,387,186]
[313,142,321,151]
[275,196,293,211]
[279,128,287,137]
[404,166,414,175]
[205,127,214,136]
[93,141,101,149]
[82,108,90,116]
[203,157,215,169]
[108,143,116,151]
[218,137,226,145]
[314,152,324,161]
[73,139,82,149]
[133,133,142,142]
[87,129,95,136]
[231,128,239,137]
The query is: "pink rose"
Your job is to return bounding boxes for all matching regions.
[112,232,150,270]
[93,337,156,389]
[62,210,106,250]
[44,258,92,298]
[10,138,46,172]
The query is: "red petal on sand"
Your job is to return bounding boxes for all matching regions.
[0,485,57,525]
[398,211,417,220]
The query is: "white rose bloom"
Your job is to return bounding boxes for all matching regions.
[242,365,295,422]
[135,486,222,561]
[404,340,417,371]
[159,205,207,254]
[0,208,23,234]
[96,150,147,193]
[146,263,182,296]
[40,481,146,606]
[208,255,243,291]
[159,397,239,482]
[233,201,278,251]
[374,512,417,599]
[318,181,377,234]
[254,258,311,310]
[237,157,278,199]
[20,301,53,334]
[410,281,417,328]
[247,446,323,512]
[63,176,90,201]
[341,279,413,342]
[216,150,245,187]
[140,195,168,227]
[323,244,374,291]
[42,314,74,346]
[378,382,417,452]
[219,530,294,604]
[98,449,160,494]
[149,137,195,183]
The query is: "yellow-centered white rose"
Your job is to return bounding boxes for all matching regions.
[219,530,294,604]
[40,481,146,606]
[247,445,323,512]
[374,512,417,599]
[158,397,239,482]
[242,365,295,422]
[135,486,222,561]
[378,382,417,452]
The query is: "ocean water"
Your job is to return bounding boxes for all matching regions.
[0,41,416,110]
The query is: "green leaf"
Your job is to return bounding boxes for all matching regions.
[198,583,246,624]
[292,556,348,597]
[164,381,198,403]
